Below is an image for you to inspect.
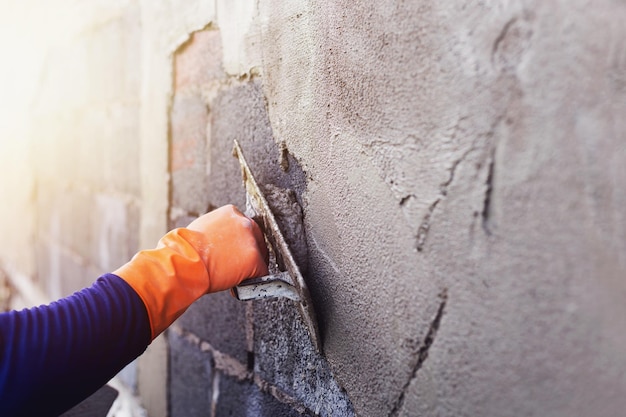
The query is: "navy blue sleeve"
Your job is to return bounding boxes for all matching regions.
[0,273,152,417]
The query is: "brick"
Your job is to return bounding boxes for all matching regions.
[170,93,210,214]
[253,299,354,417]
[67,104,141,196]
[72,108,108,189]
[169,28,227,216]
[34,12,140,113]
[31,112,87,183]
[169,211,197,229]
[35,239,102,299]
[0,144,36,279]
[169,331,214,417]
[37,187,139,278]
[215,374,300,417]
[37,186,94,265]
[103,104,141,196]
[35,46,90,112]
[35,240,61,299]
[207,81,307,209]
[92,194,140,272]
[177,291,249,365]
[175,29,226,91]
[83,15,141,104]
[207,81,271,208]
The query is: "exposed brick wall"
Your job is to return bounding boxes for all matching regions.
[22,0,144,398]
[30,2,142,299]
[168,28,354,416]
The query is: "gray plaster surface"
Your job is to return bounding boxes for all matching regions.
[256,0,626,416]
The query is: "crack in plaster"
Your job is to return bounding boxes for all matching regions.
[476,13,535,238]
[389,289,448,417]
[413,115,476,251]
[415,138,476,251]
[415,110,509,250]
[481,146,496,235]
[491,12,535,74]
[476,112,507,238]
[491,17,519,66]
[439,143,474,197]
[416,199,440,252]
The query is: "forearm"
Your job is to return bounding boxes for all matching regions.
[0,205,268,416]
[0,274,151,417]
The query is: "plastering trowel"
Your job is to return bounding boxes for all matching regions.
[232,140,322,352]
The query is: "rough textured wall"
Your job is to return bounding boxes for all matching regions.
[0,0,624,416]
[166,0,626,416]
[256,1,626,416]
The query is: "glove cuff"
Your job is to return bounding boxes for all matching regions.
[114,228,210,340]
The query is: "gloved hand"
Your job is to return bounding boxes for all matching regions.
[114,204,268,340]
[186,204,268,292]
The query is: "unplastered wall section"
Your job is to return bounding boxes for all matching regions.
[0,0,143,301]
[128,3,221,415]
[0,2,53,301]
[32,1,142,301]
[0,0,146,405]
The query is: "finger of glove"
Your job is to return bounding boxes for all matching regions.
[206,211,269,292]
[187,204,269,292]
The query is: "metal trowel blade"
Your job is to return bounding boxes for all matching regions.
[232,140,322,352]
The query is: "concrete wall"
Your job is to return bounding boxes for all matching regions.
[0,0,146,401]
[286,2,626,415]
[0,0,625,416]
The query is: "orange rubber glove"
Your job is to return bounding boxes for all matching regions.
[114,204,268,340]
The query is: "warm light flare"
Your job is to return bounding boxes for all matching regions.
[0,0,117,274]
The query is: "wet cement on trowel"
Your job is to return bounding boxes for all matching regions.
[261,183,309,274]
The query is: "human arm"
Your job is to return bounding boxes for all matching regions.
[0,205,268,416]
[0,275,150,417]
